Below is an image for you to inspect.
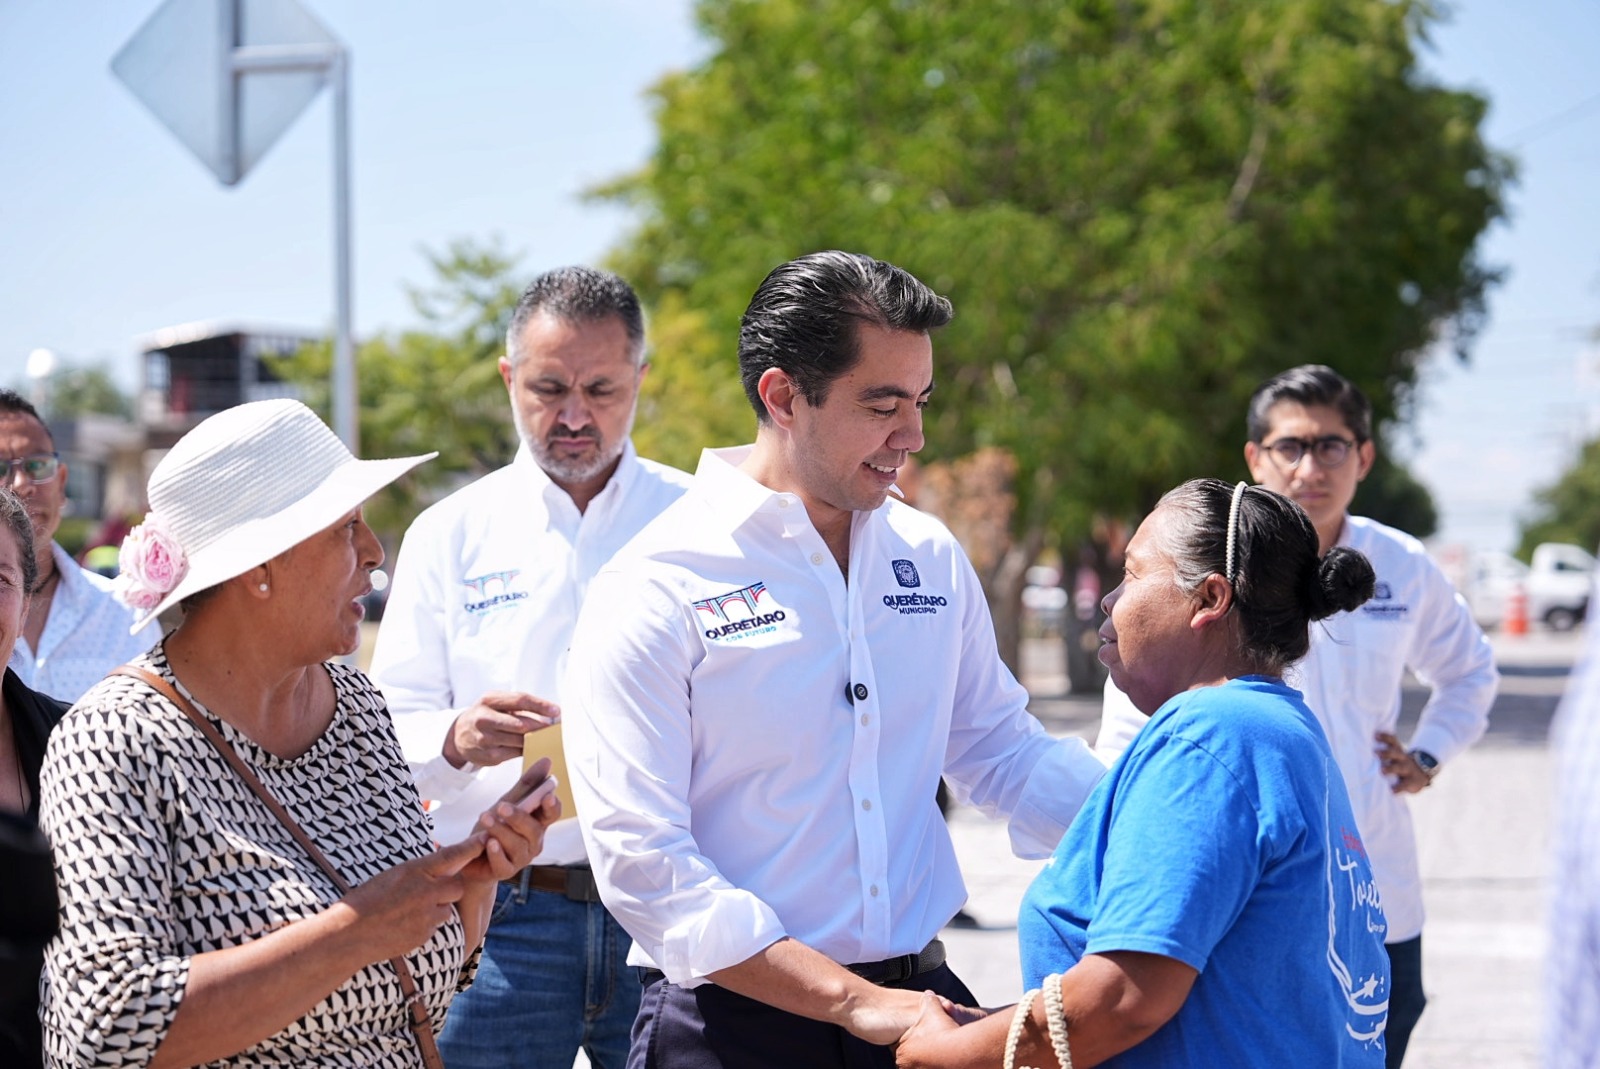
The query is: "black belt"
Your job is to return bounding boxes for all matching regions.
[503,863,604,903]
[844,939,947,985]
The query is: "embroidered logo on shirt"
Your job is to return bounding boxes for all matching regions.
[891,559,921,588]
[462,570,528,615]
[693,581,789,642]
[1359,578,1408,620]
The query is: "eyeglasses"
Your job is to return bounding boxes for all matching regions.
[1260,435,1358,469]
[0,452,61,484]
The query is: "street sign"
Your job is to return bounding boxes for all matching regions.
[112,0,359,451]
[112,0,340,186]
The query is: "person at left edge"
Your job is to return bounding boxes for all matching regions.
[563,251,1109,1068]
[0,389,156,701]
[370,266,691,1069]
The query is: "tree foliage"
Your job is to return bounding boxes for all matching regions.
[597,0,1508,680]
[1516,437,1600,560]
[11,362,135,421]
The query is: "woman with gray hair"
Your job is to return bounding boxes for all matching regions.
[37,400,560,1068]
[898,479,1390,1069]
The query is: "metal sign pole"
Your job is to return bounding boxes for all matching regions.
[330,50,356,453]
[116,0,355,450]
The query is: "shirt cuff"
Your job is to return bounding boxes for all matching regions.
[647,890,789,988]
[412,752,480,803]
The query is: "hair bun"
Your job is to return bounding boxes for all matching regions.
[1307,546,1376,621]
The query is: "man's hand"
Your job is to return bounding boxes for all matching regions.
[1375,732,1430,794]
[895,991,963,1066]
[442,691,559,769]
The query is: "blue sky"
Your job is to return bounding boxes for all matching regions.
[1,1,1596,554]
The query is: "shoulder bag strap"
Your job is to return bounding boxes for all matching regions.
[111,665,446,1069]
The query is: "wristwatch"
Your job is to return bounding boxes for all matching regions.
[1408,749,1440,781]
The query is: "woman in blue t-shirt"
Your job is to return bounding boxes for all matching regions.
[897,478,1391,1069]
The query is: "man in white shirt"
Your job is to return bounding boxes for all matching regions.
[369,267,691,1069]
[1096,364,1498,1069]
[0,391,153,702]
[563,251,1108,1068]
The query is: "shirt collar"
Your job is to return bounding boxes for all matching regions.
[694,445,861,536]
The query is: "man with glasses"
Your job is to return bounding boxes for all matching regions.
[0,391,153,701]
[1096,364,1498,1067]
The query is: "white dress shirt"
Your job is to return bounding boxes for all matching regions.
[1097,514,1498,942]
[1547,577,1600,1068]
[8,542,157,703]
[370,441,691,857]
[564,446,1107,986]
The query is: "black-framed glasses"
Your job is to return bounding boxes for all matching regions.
[0,452,61,484]
[1261,435,1358,469]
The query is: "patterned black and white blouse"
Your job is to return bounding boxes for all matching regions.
[37,645,471,1067]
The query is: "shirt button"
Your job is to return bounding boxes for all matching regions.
[862,799,872,811]
[853,683,868,701]
[779,498,790,508]
[810,553,824,565]
[870,885,879,897]
[860,714,870,727]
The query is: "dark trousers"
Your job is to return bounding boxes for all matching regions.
[1384,935,1427,1069]
[627,963,976,1069]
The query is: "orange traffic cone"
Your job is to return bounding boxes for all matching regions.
[1504,582,1529,637]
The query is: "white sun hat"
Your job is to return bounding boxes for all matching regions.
[116,398,436,633]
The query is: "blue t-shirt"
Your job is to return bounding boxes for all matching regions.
[1019,677,1390,1068]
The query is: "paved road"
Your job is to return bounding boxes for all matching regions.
[940,627,1576,1067]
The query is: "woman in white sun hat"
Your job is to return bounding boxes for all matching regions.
[36,399,561,1069]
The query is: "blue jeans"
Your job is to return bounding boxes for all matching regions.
[439,878,640,1069]
[1384,935,1427,1069]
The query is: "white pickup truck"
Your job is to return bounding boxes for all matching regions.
[1467,542,1595,631]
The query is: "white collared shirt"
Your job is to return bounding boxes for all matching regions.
[563,446,1107,986]
[369,441,691,857]
[1096,513,1498,942]
[8,543,157,703]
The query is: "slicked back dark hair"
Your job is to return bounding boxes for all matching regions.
[0,488,38,595]
[506,266,646,366]
[738,251,953,421]
[0,388,53,446]
[1246,364,1373,443]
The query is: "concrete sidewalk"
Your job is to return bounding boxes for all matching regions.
[939,629,1572,1067]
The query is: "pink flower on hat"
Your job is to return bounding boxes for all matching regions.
[115,513,189,613]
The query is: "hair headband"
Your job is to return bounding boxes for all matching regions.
[1225,480,1248,583]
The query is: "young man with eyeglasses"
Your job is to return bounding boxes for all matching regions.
[0,391,154,702]
[1096,364,1498,1068]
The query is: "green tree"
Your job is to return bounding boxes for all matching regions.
[9,361,135,421]
[1354,451,1438,540]
[1516,437,1600,560]
[272,239,526,541]
[599,0,1509,682]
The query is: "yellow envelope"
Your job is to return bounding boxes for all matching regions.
[522,721,577,823]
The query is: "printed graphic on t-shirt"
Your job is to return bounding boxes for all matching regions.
[1326,777,1390,1047]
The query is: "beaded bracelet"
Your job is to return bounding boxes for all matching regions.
[1002,988,1040,1069]
[1041,973,1073,1068]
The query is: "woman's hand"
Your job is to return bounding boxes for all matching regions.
[459,759,563,884]
[336,838,485,962]
[895,991,964,1066]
